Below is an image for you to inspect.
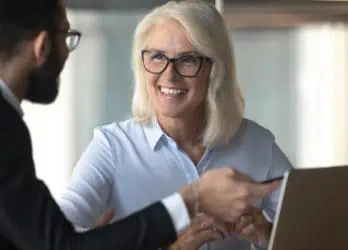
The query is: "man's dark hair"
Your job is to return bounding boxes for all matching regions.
[0,0,61,61]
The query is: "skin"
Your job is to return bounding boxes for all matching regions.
[144,19,211,165]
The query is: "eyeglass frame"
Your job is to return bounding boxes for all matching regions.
[56,29,82,52]
[141,49,211,78]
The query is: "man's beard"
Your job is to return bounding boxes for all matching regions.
[25,43,64,104]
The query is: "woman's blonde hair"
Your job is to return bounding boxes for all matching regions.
[131,0,245,146]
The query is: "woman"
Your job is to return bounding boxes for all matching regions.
[59,1,292,249]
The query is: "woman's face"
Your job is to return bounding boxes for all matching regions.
[143,20,211,120]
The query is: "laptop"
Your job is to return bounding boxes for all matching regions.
[268,166,348,250]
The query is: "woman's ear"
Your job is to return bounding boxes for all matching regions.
[32,31,51,67]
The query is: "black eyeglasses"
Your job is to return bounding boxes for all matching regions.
[57,29,82,52]
[141,50,210,77]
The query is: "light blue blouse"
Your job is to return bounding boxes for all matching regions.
[59,118,293,250]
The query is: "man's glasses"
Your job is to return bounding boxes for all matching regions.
[57,29,82,52]
[141,50,210,77]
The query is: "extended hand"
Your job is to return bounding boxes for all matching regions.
[180,167,281,224]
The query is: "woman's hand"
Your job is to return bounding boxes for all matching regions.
[233,207,272,248]
[167,213,228,250]
[93,209,115,228]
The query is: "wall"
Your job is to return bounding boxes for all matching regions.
[23,10,348,199]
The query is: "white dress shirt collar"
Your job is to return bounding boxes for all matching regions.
[0,78,24,117]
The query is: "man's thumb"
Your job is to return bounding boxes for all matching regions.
[251,180,282,198]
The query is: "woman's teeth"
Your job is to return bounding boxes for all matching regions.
[159,86,187,96]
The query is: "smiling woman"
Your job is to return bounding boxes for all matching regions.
[59,1,293,250]
[131,1,243,147]
[141,19,213,139]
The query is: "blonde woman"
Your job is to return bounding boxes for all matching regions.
[59,1,292,249]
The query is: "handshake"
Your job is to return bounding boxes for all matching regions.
[179,167,281,223]
[176,167,281,249]
[95,168,281,249]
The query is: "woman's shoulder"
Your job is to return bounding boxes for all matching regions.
[93,118,142,139]
[237,118,276,144]
[85,119,146,159]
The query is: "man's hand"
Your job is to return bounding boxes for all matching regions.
[180,167,281,224]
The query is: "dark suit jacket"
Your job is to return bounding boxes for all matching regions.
[0,94,177,250]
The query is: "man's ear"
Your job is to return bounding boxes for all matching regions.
[33,31,51,68]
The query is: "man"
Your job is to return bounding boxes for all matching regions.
[0,0,280,249]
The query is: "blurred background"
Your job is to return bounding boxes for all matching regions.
[22,0,348,199]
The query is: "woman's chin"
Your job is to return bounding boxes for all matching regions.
[156,109,187,119]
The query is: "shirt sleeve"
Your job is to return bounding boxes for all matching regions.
[59,127,115,229]
[161,193,191,236]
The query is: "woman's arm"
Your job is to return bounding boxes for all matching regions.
[59,127,116,230]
